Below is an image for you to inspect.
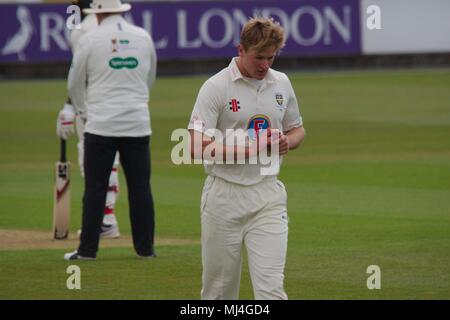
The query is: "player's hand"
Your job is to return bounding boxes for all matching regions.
[278,133,290,155]
[263,130,289,155]
[56,103,75,140]
[249,128,276,158]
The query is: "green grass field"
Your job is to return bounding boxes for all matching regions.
[0,69,449,299]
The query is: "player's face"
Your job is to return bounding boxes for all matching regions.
[238,45,277,80]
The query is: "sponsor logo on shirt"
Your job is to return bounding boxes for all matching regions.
[111,38,133,53]
[247,114,270,140]
[228,98,241,112]
[111,39,118,53]
[109,57,139,69]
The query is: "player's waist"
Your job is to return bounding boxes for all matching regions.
[207,172,277,187]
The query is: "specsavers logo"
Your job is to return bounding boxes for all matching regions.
[109,57,139,69]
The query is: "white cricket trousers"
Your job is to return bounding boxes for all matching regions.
[200,176,289,300]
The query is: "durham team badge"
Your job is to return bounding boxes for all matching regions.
[275,92,285,110]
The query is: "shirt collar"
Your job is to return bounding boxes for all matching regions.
[228,57,276,84]
[99,14,126,27]
[229,57,244,81]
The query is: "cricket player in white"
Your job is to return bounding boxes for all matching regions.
[188,17,305,299]
[56,0,121,238]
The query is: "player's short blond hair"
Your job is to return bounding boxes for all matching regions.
[240,17,285,53]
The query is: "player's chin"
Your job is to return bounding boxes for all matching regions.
[255,71,267,79]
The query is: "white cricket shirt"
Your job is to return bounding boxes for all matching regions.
[188,58,303,186]
[68,15,157,137]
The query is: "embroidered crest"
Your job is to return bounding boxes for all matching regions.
[275,93,284,107]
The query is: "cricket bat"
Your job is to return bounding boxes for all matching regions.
[52,139,71,239]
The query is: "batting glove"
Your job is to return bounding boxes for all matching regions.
[56,103,75,140]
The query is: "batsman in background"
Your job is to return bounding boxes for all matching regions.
[56,0,120,239]
[188,17,305,299]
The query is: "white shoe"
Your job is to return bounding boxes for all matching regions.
[77,222,120,239]
[64,250,96,261]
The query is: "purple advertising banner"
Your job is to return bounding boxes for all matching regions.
[0,0,361,63]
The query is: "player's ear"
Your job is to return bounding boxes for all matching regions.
[237,44,245,57]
